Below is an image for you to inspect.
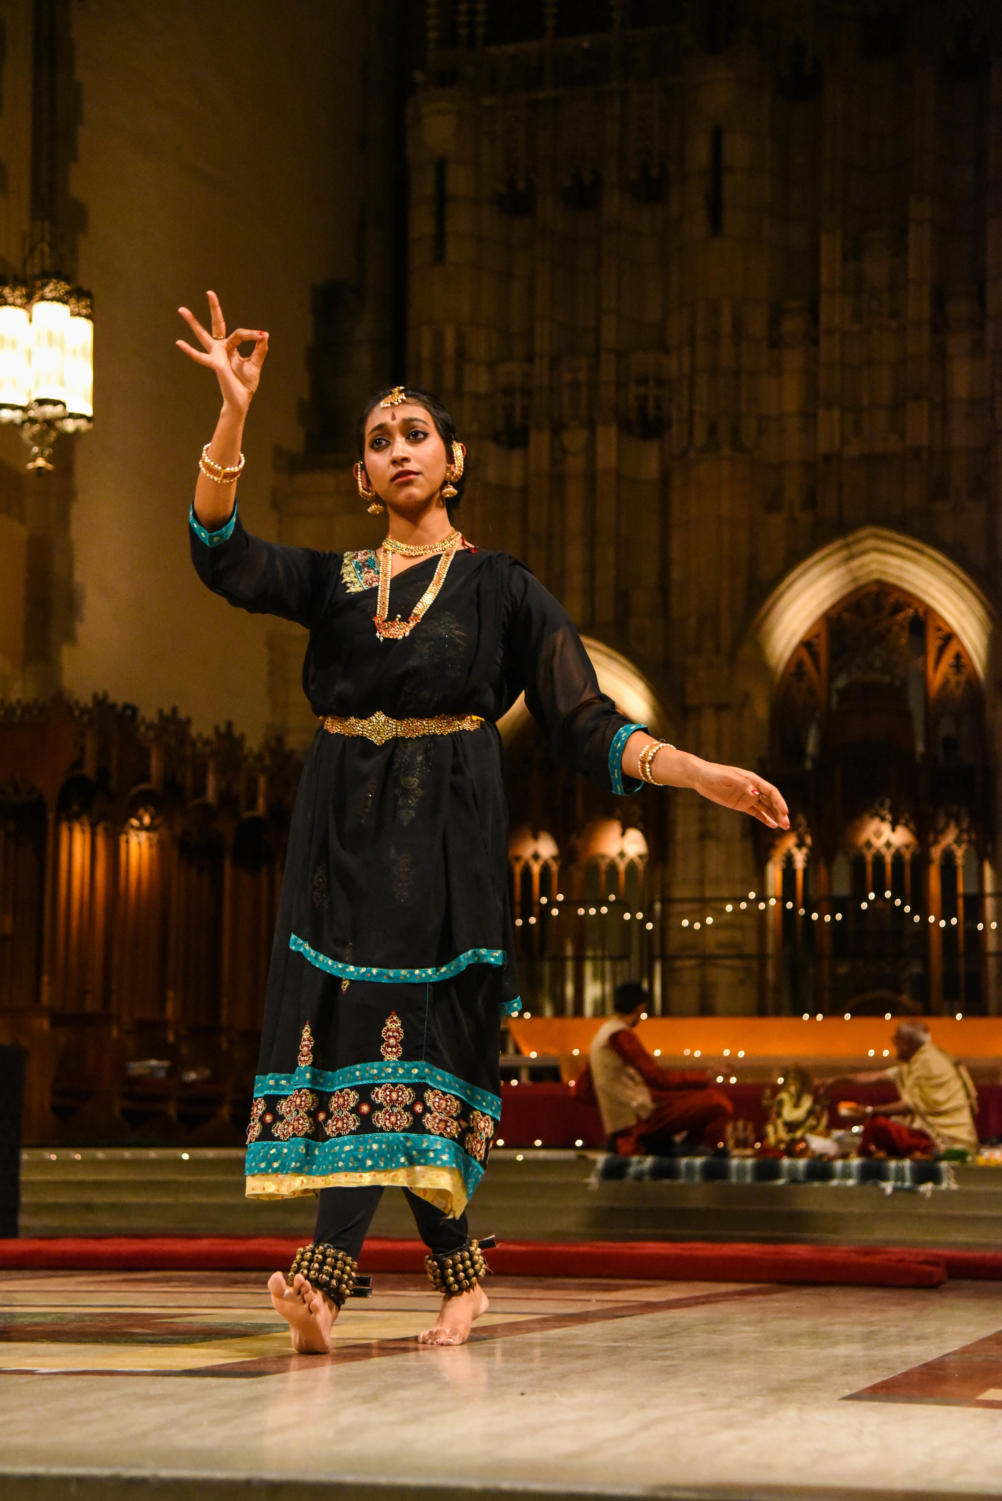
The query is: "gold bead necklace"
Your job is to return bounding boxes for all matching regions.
[380,529,462,557]
[373,534,463,640]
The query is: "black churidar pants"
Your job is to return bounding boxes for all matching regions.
[313,1186,470,1262]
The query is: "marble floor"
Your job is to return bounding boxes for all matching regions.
[0,1268,1000,1501]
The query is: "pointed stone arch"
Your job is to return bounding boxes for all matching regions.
[739,528,1001,1016]
[751,526,995,685]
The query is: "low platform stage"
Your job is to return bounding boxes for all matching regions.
[17,1145,1002,1250]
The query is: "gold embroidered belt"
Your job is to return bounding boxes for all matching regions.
[320,710,484,747]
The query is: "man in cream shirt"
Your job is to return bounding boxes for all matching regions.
[583,981,733,1155]
[824,1020,978,1157]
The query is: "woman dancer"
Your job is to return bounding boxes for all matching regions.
[178,291,789,1351]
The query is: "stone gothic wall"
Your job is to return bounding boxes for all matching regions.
[396,0,1002,1013]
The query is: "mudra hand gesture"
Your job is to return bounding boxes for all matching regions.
[176,290,269,411]
[693,761,789,831]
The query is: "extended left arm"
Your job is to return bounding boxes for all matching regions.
[619,732,790,831]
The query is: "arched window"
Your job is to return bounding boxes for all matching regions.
[770,584,990,1013]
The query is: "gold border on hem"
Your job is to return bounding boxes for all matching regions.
[245,1166,468,1218]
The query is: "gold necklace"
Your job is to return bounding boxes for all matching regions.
[380,529,461,558]
[374,535,461,640]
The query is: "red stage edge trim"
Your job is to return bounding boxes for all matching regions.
[1,1236,998,1286]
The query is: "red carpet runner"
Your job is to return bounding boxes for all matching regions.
[2,1237,1000,1286]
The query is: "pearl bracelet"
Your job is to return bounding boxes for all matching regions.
[199,443,245,485]
[638,739,675,785]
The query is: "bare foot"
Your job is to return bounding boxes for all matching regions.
[267,1270,337,1354]
[418,1283,489,1346]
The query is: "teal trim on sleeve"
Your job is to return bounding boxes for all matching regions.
[500,996,523,1017]
[609,721,647,795]
[289,933,505,985]
[189,501,237,547]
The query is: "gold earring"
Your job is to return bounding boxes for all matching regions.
[354,463,384,516]
[442,440,464,500]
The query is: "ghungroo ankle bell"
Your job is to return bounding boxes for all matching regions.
[288,1242,370,1308]
[424,1235,495,1298]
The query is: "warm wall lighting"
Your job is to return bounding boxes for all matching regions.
[0,277,94,469]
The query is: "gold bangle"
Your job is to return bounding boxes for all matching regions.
[199,443,245,484]
[638,739,675,785]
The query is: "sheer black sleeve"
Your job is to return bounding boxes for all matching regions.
[503,558,645,794]
[189,504,331,628]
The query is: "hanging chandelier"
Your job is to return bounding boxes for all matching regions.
[0,275,94,470]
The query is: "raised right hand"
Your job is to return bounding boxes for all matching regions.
[176,290,268,412]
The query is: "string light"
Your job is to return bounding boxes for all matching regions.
[674,885,979,938]
[516,870,1002,946]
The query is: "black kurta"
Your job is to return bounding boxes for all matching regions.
[191,507,643,1215]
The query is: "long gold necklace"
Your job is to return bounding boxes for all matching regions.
[381,528,461,558]
[373,535,462,640]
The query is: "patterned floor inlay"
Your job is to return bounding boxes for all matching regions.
[0,1272,783,1378]
[848,1329,1002,1408]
